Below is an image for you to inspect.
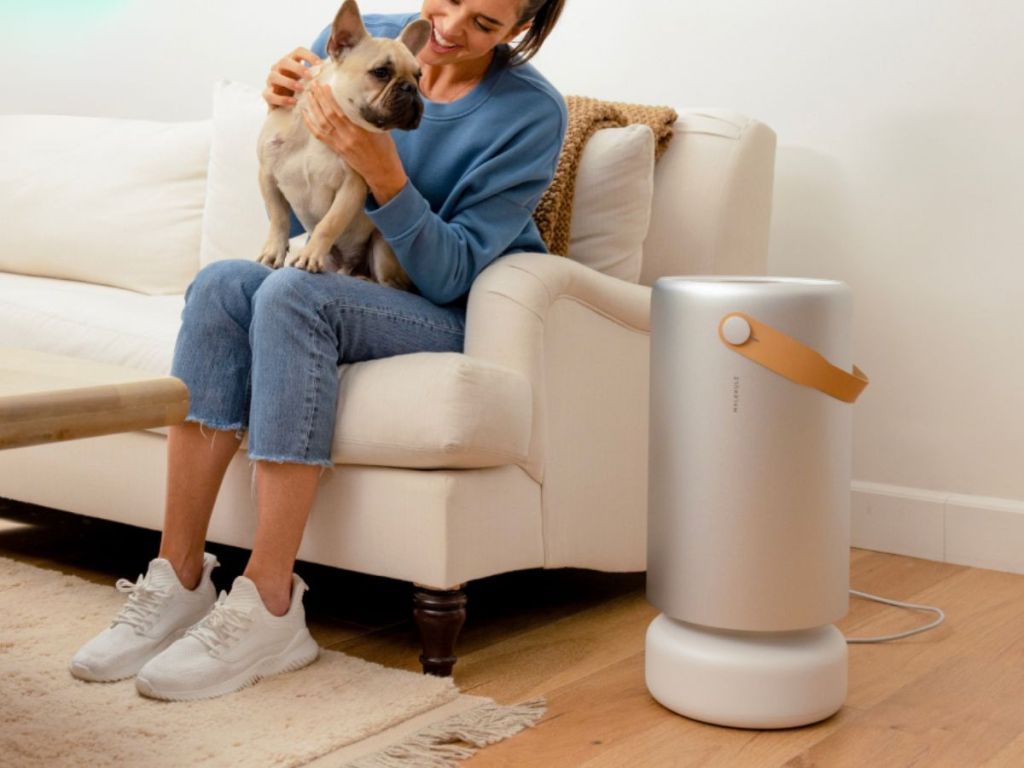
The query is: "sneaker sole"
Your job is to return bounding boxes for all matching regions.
[135,629,320,701]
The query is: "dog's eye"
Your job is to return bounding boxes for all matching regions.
[370,67,391,80]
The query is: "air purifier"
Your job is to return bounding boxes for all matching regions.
[645,276,868,729]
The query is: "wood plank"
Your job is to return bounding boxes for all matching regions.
[0,348,188,449]
[467,653,673,767]
[458,592,656,702]
[843,565,1024,709]
[578,704,868,768]
[783,653,1024,767]
[467,652,863,768]
[981,731,1024,767]
[0,379,189,448]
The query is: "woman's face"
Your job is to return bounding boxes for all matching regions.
[418,0,530,68]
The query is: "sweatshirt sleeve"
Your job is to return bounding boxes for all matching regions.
[366,103,565,305]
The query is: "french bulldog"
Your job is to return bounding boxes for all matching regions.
[256,0,429,289]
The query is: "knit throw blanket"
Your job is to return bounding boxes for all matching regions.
[533,95,679,257]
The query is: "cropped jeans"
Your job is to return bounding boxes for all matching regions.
[170,260,466,467]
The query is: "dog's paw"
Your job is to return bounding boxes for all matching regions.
[286,244,326,273]
[258,243,289,269]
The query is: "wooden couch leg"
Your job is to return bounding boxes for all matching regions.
[412,585,467,677]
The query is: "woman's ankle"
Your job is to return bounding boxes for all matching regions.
[158,548,205,591]
[241,567,292,617]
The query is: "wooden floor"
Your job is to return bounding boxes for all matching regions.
[3,498,1024,767]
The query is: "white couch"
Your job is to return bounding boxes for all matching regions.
[0,95,775,674]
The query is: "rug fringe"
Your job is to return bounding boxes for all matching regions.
[341,698,547,767]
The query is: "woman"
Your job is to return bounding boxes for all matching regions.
[69,0,567,701]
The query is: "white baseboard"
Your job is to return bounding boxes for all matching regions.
[852,481,1024,574]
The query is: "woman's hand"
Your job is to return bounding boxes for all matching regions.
[263,47,321,110]
[302,82,409,205]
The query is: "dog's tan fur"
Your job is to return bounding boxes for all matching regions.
[256,0,429,289]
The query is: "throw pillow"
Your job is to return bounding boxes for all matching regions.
[0,114,208,295]
[565,124,655,283]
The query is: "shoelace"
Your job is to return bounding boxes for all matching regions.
[112,574,169,633]
[186,592,253,653]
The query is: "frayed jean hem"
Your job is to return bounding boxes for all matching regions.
[247,452,334,469]
[184,415,247,441]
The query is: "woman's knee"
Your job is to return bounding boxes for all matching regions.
[184,260,272,315]
[252,267,334,322]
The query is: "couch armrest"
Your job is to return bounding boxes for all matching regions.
[468,250,651,339]
[466,252,651,570]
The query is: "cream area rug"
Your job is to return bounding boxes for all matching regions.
[0,556,543,767]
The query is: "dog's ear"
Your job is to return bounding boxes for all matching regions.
[399,19,431,58]
[328,0,368,60]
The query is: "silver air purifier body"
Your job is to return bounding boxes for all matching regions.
[645,277,860,729]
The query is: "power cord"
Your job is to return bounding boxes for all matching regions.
[844,589,945,644]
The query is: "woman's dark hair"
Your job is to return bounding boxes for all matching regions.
[508,0,565,65]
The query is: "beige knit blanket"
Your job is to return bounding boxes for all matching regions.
[534,95,678,257]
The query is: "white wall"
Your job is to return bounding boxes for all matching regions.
[0,0,374,120]
[2,1,1022,549]
[542,1,1024,566]
[533,1,1024,507]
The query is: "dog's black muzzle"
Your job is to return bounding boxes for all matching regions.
[392,81,424,131]
[362,80,424,132]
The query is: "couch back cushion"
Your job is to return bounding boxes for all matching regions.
[199,80,278,267]
[201,80,655,281]
[0,115,208,295]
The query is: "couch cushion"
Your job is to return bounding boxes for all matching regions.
[0,115,208,295]
[0,273,184,374]
[0,273,530,469]
[200,80,279,268]
[331,352,532,468]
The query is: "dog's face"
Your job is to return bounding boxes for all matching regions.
[325,0,430,133]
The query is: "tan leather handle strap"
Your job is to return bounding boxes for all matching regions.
[718,312,869,403]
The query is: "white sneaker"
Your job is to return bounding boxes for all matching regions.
[69,553,219,682]
[135,574,320,701]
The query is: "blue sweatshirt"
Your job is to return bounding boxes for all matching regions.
[301,13,566,306]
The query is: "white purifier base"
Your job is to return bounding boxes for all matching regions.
[645,614,848,729]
